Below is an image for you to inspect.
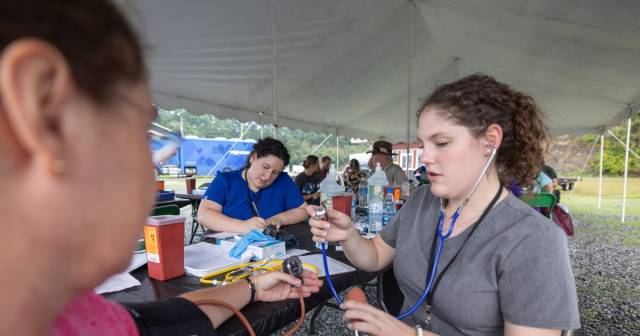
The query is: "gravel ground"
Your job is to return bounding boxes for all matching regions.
[181,207,640,335]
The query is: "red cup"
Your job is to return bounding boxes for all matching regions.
[156,180,165,192]
[186,178,196,194]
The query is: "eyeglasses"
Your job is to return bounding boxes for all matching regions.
[115,90,182,166]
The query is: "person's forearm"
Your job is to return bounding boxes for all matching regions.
[198,209,250,233]
[341,229,385,272]
[275,207,308,226]
[180,279,251,328]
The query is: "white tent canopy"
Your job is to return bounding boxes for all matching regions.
[122,0,640,141]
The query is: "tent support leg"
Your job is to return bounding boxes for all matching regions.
[598,133,604,209]
[621,114,632,223]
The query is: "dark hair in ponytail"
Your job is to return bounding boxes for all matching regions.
[417,73,547,188]
[302,155,319,169]
[246,138,291,168]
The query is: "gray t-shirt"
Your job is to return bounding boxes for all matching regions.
[384,163,407,186]
[380,185,580,335]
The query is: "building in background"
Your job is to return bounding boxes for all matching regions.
[392,141,423,172]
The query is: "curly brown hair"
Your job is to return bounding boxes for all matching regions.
[417,74,547,188]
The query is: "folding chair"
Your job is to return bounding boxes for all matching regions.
[521,192,556,220]
[151,204,181,216]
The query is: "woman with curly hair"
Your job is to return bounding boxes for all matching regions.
[308,74,580,335]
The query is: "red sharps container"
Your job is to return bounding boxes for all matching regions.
[332,194,352,217]
[144,215,186,281]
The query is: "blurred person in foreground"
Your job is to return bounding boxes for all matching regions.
[0,1,321,335]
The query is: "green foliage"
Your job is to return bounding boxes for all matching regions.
[581,114,640,176]
[156,109,370,168]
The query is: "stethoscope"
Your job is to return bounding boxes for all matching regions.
[317,146,499,320]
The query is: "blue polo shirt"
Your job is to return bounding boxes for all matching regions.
[203,169,304,220]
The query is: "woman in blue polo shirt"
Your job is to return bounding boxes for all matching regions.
[197,138,307,233]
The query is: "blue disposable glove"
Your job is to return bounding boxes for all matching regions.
[229,229,276,259]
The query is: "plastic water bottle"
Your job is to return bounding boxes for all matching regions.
[358,178,368,207]
[382,193,396,227]
[368,189,384,234]
[347,187,357,219]
[319,164,343,209]
[367,163,388,207]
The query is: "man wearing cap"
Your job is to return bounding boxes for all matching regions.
[367,140,408,186]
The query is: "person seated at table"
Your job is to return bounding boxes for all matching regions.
[318,155,332,180]
[308,74,579,335]
[542,162,561,202]
[295,155,322,206]
[343,158,366,194]
[532,171,554,193]
[0,1,322,335]
[198,138,308,233]
[367,140,408,186]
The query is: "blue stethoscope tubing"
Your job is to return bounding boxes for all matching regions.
[321,146,498,319]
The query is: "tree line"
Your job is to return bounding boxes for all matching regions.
[156,109,370,169]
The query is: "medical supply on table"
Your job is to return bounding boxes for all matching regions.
[384,185,401,202]
[347,187,357,219]
[184,242,249,277]
[195,256,312,336]
[199,257,318,287]
[219,230,286,260]
[144,215,186,281]
[368,187,384,234]
[314,206,344,304]
[358,178,368,207]
[319,164,344,208]
[382,192,396,227]
[155,190,175,202]
[367,162,388,206]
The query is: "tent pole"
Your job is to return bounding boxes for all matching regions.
[598,133,604,209]
[621,111,632,223]
[607,129,640,160]
[336,129,340,171]
[259,112,264,139]
[271,0,278,138]
[310,134,333,155]
[405,0,415,175]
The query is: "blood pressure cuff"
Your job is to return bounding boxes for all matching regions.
[123,297,216,336]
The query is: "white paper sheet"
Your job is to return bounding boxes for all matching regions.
[283,248,309,258]
[95,272,141,294]
[205,232,240,240]
[94,253,148,294]
[184,242,250,277]
[299,254,356,277]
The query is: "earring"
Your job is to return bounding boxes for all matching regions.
[50,159,65,174]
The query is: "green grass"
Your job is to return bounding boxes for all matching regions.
[560,176,640,218]
[158,176,210,194]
